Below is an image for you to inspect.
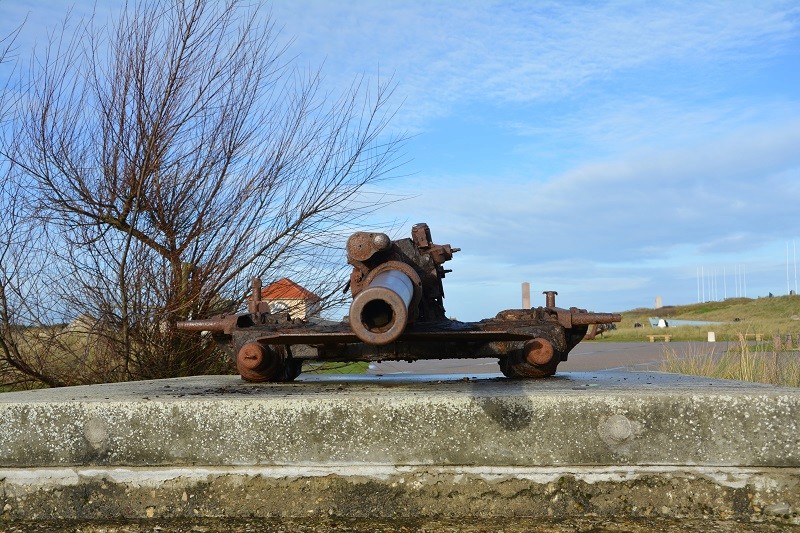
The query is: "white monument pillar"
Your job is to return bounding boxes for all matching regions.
[522,282,531,309]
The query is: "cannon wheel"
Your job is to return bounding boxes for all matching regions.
[499,356,559,378]
[236,342,303,382]
[498,337,560,378]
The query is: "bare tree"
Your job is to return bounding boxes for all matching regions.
[0,170,102,388]
[0,18,57,389]
[3,0,405,384]
[0,167,45,388]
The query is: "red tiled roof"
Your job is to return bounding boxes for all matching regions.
[260,278,320,302]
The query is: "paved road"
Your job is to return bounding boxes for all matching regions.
[366,341,728,376]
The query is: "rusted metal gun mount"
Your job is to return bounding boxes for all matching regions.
[346,223,459,345]
[176,222,621,382]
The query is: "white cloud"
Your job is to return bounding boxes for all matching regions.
[272,1,800,129]
[364,115,800,316]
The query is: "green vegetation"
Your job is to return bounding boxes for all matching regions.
[302,362,369,375]
[660,338,800,387]
[595,294,800,342]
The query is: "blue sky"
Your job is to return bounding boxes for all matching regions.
[4,1,800,320]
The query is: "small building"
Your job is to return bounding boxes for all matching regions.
[261,278,322,319]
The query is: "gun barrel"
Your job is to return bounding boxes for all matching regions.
[176,316,233,333]
[349,269,414,345]
[570,312,622,326]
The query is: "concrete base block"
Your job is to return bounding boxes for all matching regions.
[1,371,798,524]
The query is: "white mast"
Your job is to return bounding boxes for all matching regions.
[744,264,747,297]
[696,267,700,303]
[701,266,705,302]
[794,240,798,294]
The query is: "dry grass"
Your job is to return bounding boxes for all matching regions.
[660,336,800,387]
[1,321,230,390]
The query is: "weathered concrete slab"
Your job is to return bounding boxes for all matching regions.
[0,371,798,524]
[1,371,796,467]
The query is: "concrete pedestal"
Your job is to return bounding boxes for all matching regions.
[0,372,798,525]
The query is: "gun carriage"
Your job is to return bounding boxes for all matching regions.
[177,223,620,382]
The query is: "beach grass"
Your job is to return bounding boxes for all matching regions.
[659,337,800,387]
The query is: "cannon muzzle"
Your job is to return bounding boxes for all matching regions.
[349,269,415,345]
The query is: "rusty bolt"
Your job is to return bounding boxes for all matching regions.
[248,277,262,315]
[373,233,390,250]
[543,291,558,307]
[237,342,280,382]
[525,338,555,366]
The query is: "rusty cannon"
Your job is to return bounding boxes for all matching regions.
[346,223,458,345]
[177,223,621,382]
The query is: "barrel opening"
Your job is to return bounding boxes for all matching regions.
[361,299,394,332]
[236,315,255,328]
